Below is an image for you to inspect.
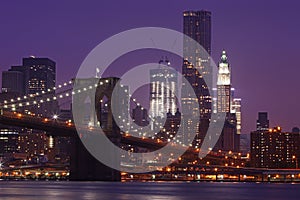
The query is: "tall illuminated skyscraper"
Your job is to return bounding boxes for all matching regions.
[217,50,231,113]
[182,10,212,120]
[183,10,211,56]
[150,58,178,129]
[182,10,212,147]
[214,50,241,152]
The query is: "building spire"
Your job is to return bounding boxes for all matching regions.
[220,50,228,63]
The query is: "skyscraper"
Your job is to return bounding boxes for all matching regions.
[182,10,212,147]
[150,58,178,129]
[183,10,212,56]
[217,50,231,113]
[213,51,241,152]
[182,10,212,120]
[256,112,269,131]
[22,57,56,95]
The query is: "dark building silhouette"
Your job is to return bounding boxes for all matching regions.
[132,105,149,127]
[157,109,181,142]
[240,134,250,154]
[256,112,269,131]
[292,127,299,133]
[213,113,239,152]
[1,71,24,95]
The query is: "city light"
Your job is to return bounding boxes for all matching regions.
[0,5,299,190]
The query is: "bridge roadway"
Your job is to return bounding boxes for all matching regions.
[0,110,194,181]
[0,111,171,150]
[2,111,299,182]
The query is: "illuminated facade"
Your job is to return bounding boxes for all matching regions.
[231,98,242,135]
[217,50,231,113]
[150,58,178,129]
[0,128,19,157]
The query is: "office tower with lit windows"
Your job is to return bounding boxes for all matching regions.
[256,112,269,131]
[7,57,56,95]
[231,98,242,151]
[183,10,212,56]
[251,126,300,168]
[231,98,241,134]
[0,127,19,158]
[182,10,212,120]
[150,58,178,129]
[182,10,212,147]
[5,57,59,117]
[22,57,56,95]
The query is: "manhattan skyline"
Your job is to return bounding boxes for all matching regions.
[0,0,299,134]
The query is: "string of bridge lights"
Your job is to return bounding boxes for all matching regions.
[0,79,149,112]
[1,79,74,107]
[0,79,188,147]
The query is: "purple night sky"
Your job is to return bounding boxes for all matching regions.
[0,0,299,134]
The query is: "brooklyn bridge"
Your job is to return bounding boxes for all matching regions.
[1,77,299,182]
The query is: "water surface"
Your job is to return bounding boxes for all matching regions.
[0,181,299,200]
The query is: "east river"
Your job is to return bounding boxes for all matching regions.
[0,181,299,200]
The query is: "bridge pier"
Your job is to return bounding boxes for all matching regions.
[69,135,120,181]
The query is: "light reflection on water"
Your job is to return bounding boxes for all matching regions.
[0,181,299,200]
